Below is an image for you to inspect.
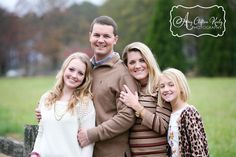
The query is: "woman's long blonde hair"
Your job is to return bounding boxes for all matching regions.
[122,42,161,95]
[45,52,93,113]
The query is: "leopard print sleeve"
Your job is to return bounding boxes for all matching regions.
[179,106,209,157]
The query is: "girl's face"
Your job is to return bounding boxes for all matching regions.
[63,58,86,90]
[159,75,179,103]
[127,51,148,85]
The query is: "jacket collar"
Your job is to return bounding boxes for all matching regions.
[91,52,120,68]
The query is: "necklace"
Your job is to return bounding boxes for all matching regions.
[54,102,67,121]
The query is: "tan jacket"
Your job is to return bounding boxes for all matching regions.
[88,53,137,157]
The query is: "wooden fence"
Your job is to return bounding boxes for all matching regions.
[0,125,38,157]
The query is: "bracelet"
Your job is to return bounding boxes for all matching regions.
[135,106,145,118]
[29,152,40,157]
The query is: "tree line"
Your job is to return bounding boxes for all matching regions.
[0,0,235,76]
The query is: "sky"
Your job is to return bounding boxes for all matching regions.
[0,0,18,12]
[0,0,106,12]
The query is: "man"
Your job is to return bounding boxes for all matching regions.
[77,16,137,157]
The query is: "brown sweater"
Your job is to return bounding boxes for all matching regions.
[129,87,171,157]
[87,53,137,157]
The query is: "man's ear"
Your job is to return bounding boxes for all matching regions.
[114,35,119,45]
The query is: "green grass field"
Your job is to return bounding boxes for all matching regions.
[0,76,236,156]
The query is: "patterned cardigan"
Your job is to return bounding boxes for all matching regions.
[169,105,209,157]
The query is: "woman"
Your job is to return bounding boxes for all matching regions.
[30,52,95,157]
[120,42,171,156]
[158,68,209,156]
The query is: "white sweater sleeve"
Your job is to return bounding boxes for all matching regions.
[80,100,96,157]
[32,121,43,153]
[31,92,49,154]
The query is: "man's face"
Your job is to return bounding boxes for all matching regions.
[89,23,118,61]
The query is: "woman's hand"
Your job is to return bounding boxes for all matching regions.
[119,85,142,112]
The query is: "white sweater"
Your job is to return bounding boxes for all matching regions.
[32,93,95,157]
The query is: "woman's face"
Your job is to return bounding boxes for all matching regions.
[63,58,86,90]
[127,51,148,85]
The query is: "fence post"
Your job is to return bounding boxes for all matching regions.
[0,136,23,157]
[0,125,38,157]
[23,124,38,157]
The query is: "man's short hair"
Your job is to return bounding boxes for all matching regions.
[90,16,118,36]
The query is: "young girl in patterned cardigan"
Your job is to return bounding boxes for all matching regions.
[158,68,209,157]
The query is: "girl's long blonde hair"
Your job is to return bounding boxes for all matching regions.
[45,52,93,113]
